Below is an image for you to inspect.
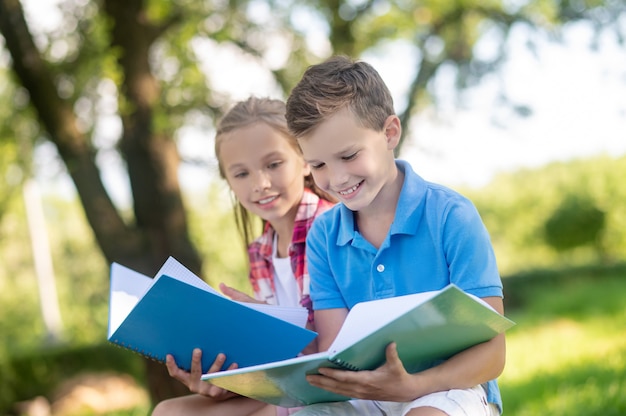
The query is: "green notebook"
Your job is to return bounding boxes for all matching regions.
[202,284,515,407]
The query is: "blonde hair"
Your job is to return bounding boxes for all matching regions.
[214,96,332,248]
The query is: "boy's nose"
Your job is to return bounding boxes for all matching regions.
[328,167,350,190]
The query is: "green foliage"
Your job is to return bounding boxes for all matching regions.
[0,192,109,354]
[543,195,605,252]
[0,67,39,219]
[463,155,626,275]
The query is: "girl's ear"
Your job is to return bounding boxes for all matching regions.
[384,115,402,150]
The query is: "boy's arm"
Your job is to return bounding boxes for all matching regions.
[313,308,349,351]
[306,296,506,402]
[408,296,506,395]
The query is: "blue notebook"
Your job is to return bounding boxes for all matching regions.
[107,257,317,372]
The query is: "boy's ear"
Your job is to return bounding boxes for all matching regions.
[384,115,402,150]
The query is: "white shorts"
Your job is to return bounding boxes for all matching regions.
[291,385,499,416]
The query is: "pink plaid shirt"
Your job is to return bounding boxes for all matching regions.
[247,189,334,325]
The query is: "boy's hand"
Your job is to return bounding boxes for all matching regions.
[165,348,239,400]
[305,342,420,402]
[219,283,264,304]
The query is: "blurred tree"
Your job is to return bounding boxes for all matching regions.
[291,0,626,151]
[464,155,626,274]
[544,194,606,258]
[1,0,624,404]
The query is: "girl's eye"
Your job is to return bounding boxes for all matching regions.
[342,152,358,161]
[268,161,283,169]
[233,171,248,178]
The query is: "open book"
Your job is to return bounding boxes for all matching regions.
[202,284,515,407]
[108,256,317,372]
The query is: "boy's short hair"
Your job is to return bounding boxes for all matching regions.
[286,55,395,138]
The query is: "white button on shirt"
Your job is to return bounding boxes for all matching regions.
[376,264,385,272]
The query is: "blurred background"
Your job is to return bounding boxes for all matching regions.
[0,0,624,415]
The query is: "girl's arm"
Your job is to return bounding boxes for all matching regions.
[219,283,263,303]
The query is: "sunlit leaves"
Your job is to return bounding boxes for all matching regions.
[465,155,626,274]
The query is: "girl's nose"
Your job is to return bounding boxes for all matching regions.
[253,171,271,192]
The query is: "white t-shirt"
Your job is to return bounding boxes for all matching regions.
[272,235,299,308]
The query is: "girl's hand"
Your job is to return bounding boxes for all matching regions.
[219,283,264,304]
[165,348,239,400]
[305,342,421,402]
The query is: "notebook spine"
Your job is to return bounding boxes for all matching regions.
[110,339,165,365]
[330,358,361,371]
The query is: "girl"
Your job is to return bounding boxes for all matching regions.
[152,97,334,416]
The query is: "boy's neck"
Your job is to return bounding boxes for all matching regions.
[355,165,404,249]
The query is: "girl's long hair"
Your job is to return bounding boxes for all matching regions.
[214,96,334,249]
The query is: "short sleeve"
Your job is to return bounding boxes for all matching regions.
[306,215,347,310]
[442,197,503,299]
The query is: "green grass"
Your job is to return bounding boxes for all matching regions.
[500,271,626,415]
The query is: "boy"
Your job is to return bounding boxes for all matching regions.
[285,56,506,416]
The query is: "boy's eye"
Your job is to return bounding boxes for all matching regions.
[341,152,358,161]
[310,162,325,170]
[233,171,248,178]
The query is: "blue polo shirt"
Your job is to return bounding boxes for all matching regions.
[306,159,504,410]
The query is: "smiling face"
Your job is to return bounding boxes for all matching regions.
[297,108,401,214]
[218,122,310,228]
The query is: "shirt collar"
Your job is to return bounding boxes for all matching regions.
[391,160,426,235]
